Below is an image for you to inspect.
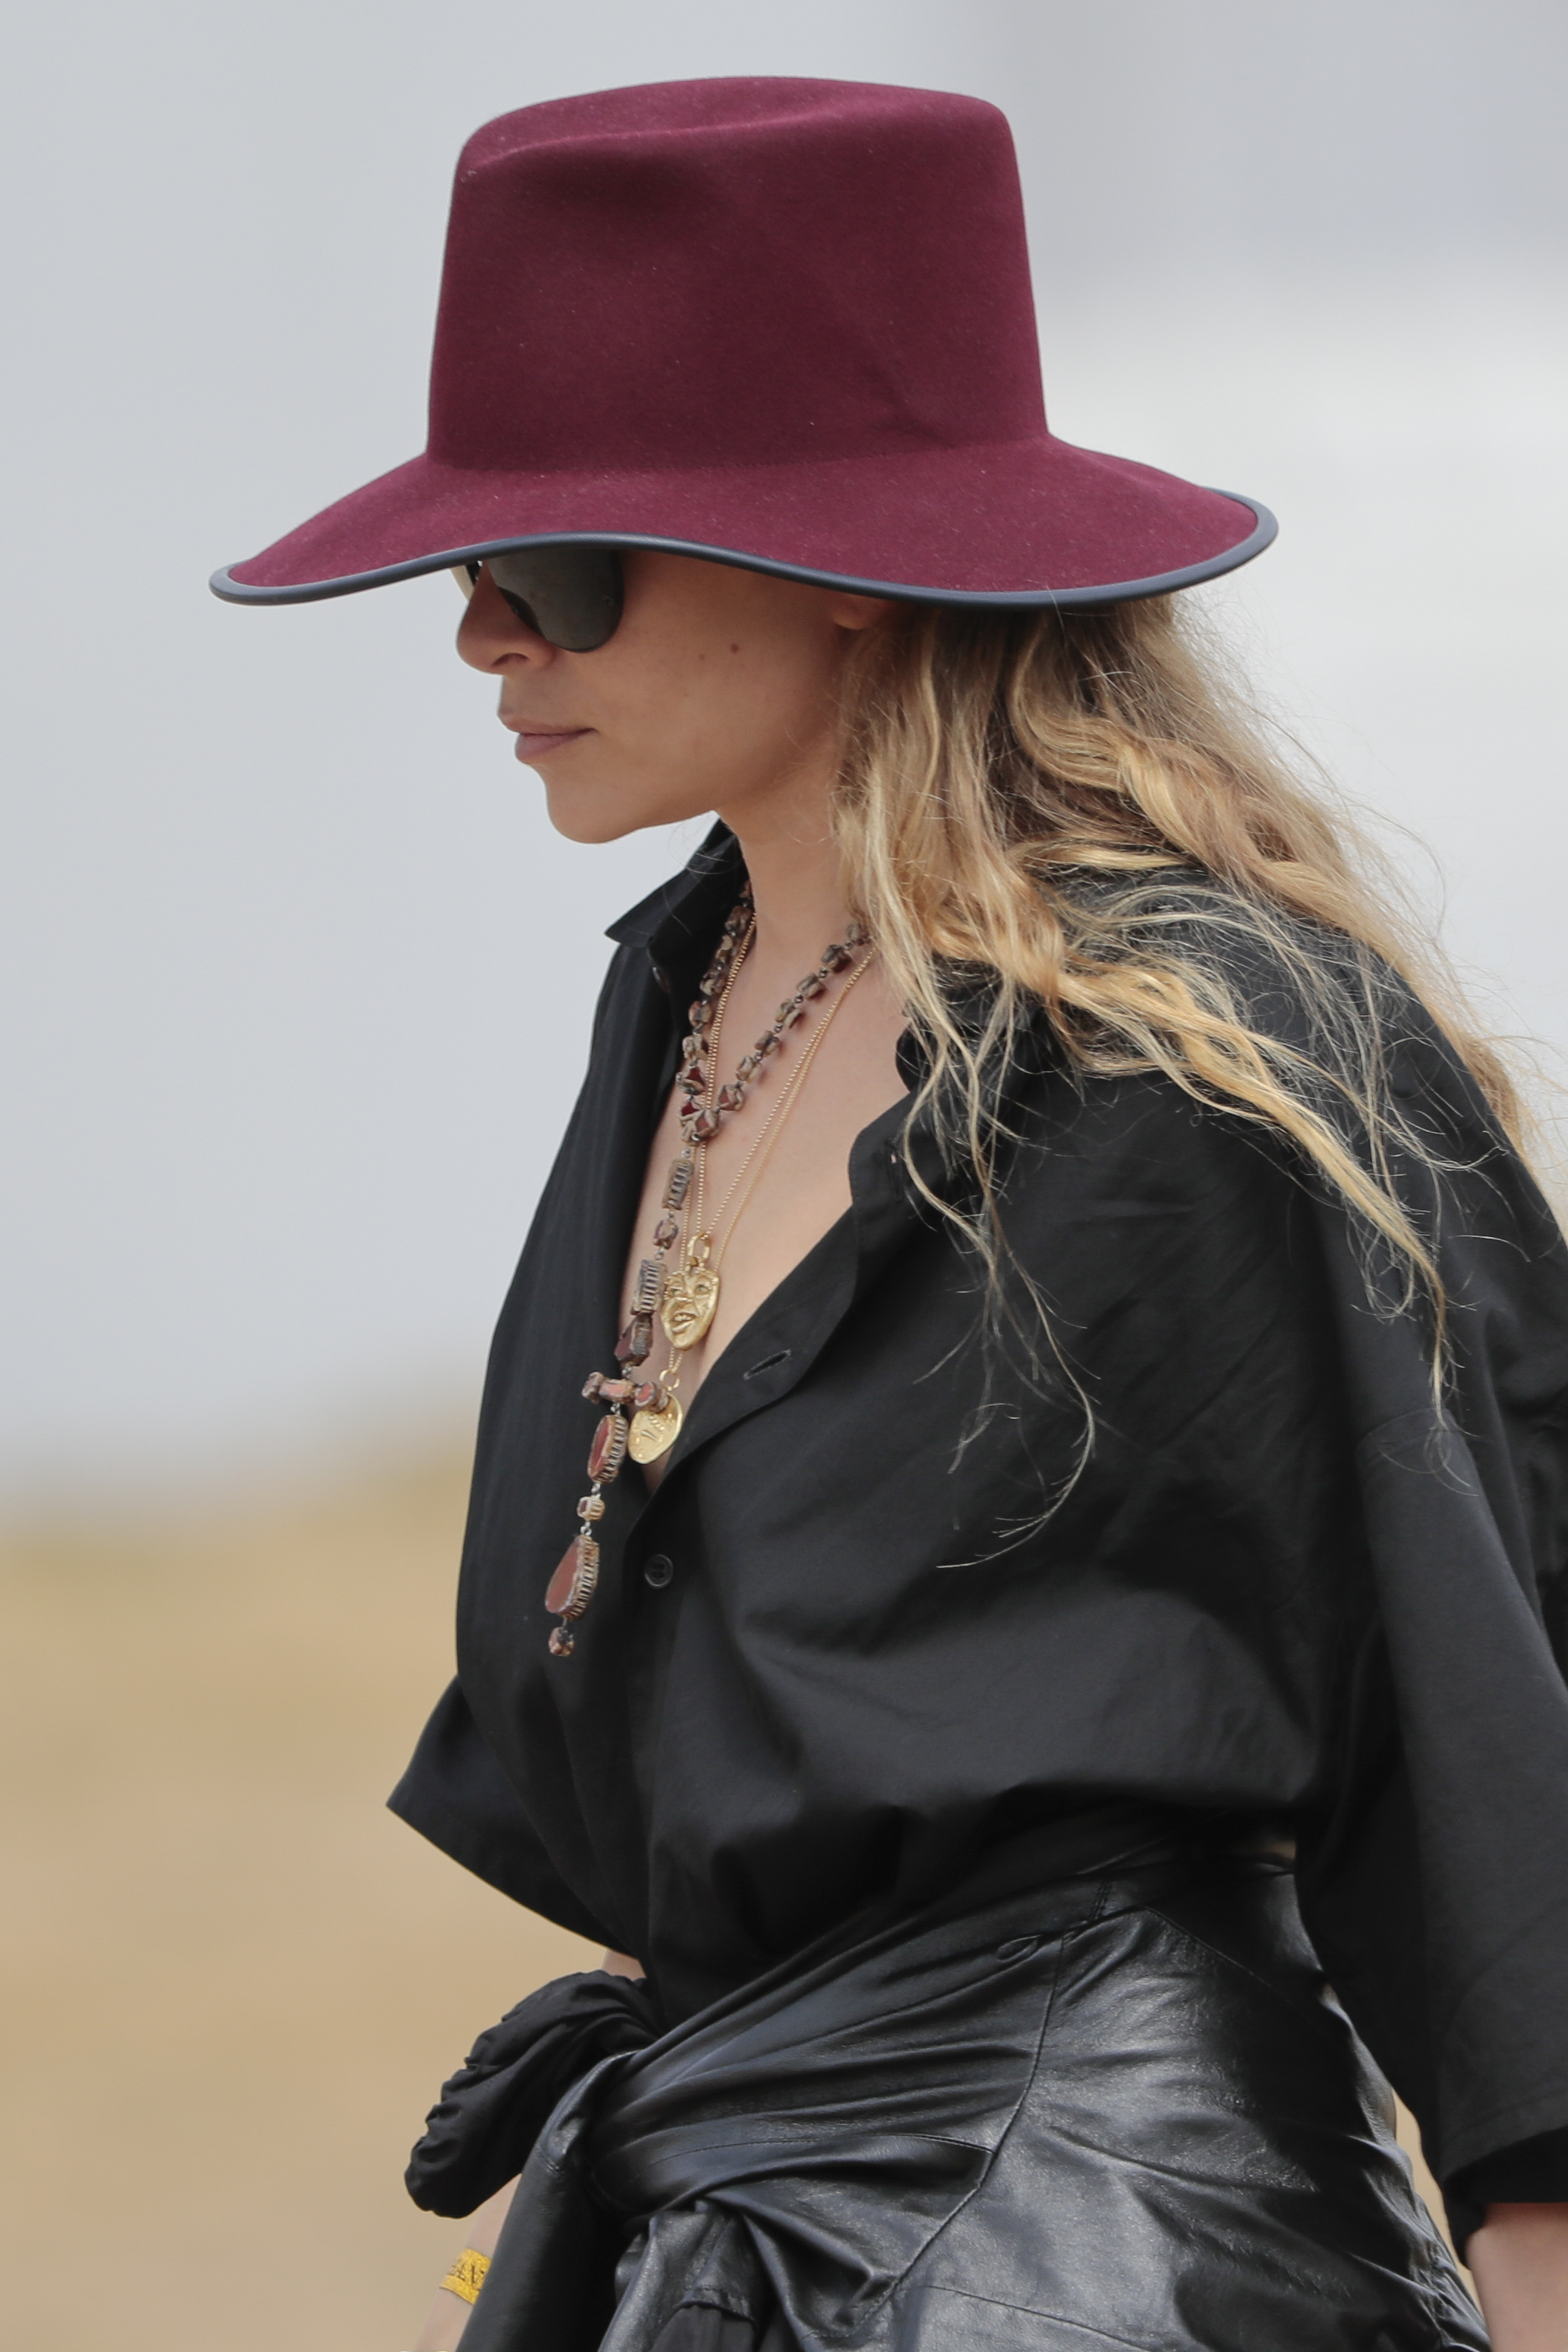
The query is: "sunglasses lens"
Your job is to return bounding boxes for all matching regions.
[485,545,623,651]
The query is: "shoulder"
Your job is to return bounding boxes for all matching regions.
[1092,873,1418,1044]
[1097,879,1568,1390]
[1074,873,1508,1153]
[1002,876,1565,1292]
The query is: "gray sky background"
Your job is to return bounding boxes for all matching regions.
[3,0,1565,1504]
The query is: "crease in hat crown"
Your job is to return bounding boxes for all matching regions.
[211,75,1275,611]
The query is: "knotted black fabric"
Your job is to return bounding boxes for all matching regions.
[407,1970,658,2218]
[429,1848,1483,2352]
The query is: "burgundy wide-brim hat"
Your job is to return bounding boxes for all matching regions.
[212,78,1274,611]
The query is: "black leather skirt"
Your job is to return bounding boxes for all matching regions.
[421,1846,1486,2351]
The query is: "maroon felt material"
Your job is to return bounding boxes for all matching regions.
[217,78,1272,605]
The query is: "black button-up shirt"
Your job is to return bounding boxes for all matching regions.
[393,828,1568,2213]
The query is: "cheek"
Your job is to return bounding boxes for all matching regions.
[585,655,751,786]
[673,636,841,773]
[558,594,844,815]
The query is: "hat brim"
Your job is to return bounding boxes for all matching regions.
[211,434,1274,610]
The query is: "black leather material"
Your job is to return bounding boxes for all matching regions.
[406,1969,658,2218]
[455,1856,1484,2351]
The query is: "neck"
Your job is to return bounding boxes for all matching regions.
[716,767,853,970]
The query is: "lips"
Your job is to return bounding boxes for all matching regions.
[504,724,591,762]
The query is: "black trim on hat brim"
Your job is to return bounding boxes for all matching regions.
[209,494,1277,612]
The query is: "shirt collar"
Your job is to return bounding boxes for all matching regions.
[605,823,747,989]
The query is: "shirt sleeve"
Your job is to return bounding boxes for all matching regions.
[1290,1012,1568,2216]
[388,1677,618,1949]
[1446,2126,1568,2252]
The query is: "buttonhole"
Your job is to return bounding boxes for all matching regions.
[743,1349,792,1380]
[995,1935,1040,1964]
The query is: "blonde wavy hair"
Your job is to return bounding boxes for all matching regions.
[831,594,1524,1376]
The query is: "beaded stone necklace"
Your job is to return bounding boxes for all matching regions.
[546,892,871,1656]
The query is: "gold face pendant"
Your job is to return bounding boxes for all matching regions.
[660,1260,720,1350]
[628,1390,684,1464]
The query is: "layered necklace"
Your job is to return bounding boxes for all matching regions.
[546,889,872,1656]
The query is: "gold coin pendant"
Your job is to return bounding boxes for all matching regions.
[629,1391,684,1464]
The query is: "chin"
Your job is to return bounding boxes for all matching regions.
[541,774,712,845]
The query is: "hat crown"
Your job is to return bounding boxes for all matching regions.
[216,76,1273,612]
[428,77,1046,475]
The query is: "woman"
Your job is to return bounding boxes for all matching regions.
[213,77,1568,2352]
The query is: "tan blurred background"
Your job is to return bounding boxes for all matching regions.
[0,1441,603,2352]
[2,3,1559,2343]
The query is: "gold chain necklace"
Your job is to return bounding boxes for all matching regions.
[546,895,871,1657]
[635,942,873,1464]
[643,922,757,1382]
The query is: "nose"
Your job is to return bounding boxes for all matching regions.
[455,564,560,673]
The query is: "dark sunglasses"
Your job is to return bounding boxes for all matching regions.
[455,544,624,651]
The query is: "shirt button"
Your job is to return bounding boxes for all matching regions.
[643,1553,674,1589]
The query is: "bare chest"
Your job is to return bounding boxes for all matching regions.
[618,962,908,1483]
